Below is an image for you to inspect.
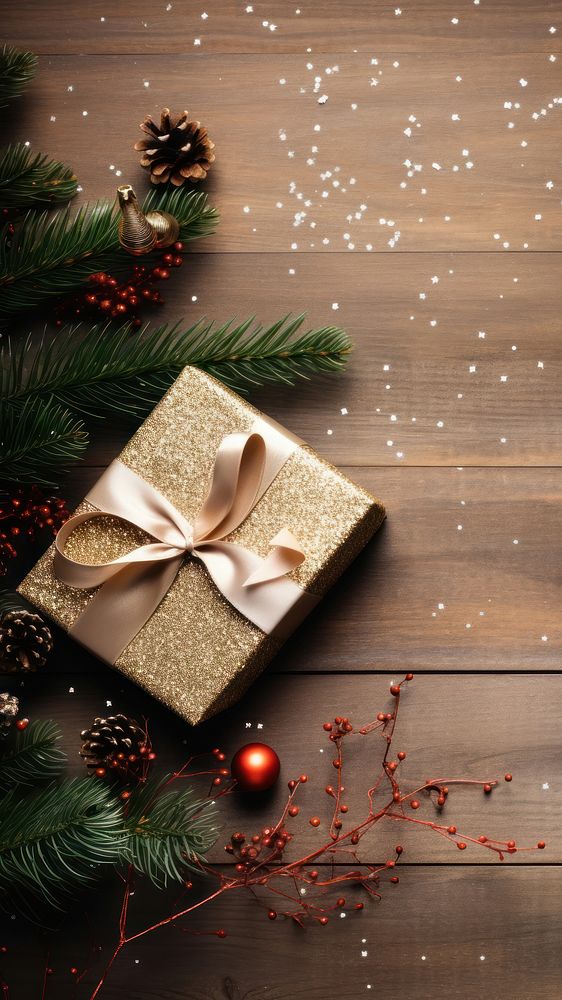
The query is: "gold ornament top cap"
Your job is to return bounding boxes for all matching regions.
[117,183,136,203]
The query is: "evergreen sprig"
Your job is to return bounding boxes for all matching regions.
[0,779,124,921]
[0,720,66,792]
[0,396,88,486]
[123,780,218,889]
[0,316,351,485]
[0,186,219,321]
[0,143,78,208]
[0,46,37,109]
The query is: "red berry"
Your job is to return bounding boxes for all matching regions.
[390,685,401,697]
[217,929,227,938]
[120,790,131,800]
[390,876,399,884]
[478,835,488,843]
[405,672,414,681]
[288,805,299,817]
[15,718,29,731]
[397,751,406,761]
[299,774,308,783]
[336,897,345,907]
[410,799,420,810]
[267,910,277,920]
[447,826,457,835]
[483,783,492,794]
[323,722,333,731]
[395,845,403,854]
[504,773,513,782]
[457,842,467,850]
[309,816,321,828]
[319,916,329,925]
[173,241,184,251]
[537,841,546,849]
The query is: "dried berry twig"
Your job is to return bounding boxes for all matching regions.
[77,674,544,999]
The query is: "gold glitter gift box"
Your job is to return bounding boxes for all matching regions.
[18,368,385,724]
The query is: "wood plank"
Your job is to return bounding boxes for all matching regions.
[110,252,562,467]
[5,50,562,251]
[3,0,560,55]
[10,252,562,467]
[2,673,559,863]
[7,468,560,671]
[2,868,561,998]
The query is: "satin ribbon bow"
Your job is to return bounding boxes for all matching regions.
[54,432,315,664]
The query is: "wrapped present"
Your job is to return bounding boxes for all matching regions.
[18,368,385,724]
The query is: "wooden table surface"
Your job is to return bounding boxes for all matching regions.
[2,2,561,998]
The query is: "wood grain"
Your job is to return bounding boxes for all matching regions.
[23,251,558,469]
[3,0,560,55]
[3,868,561,999]
[4,50,562,252]
[1,673,559,863]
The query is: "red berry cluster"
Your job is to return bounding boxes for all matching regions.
[224,823,294,871]
[53,242,185,329]
[0,487,70,576]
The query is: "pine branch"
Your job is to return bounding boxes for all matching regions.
[0,46,37,109]
[0,397,89,486]
[0,316,351,486]
[122,779,218,889]
[1,316,352,415]
[0,720,66,792]
[0,143,78,208]
[0,186,219,320]
[0,779,124,922]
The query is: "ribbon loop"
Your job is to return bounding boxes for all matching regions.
[193,432,266,543]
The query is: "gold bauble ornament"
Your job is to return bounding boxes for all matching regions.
[145,209,180,248]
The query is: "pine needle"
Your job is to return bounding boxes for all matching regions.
[0,45,37,108]
[0,720,66,792]
[0,779,124,922]
[0,143,78,208]
[0,396,89,486]
[0,316,351,486]
[122,779,218,889]
[0,186,219,321]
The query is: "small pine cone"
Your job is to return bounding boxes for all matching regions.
[80,713,147,772]
[0,692,19,738]
[134,108,215,186]
[0,609,53,671]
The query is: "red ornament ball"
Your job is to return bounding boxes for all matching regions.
[230,742,280,793]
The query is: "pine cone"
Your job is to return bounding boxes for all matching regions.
[0,609,53,671]
[80,713,147,772]
[134,108,215,186]
[0,692,19,738]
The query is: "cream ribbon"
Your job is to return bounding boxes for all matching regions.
[53,432,319,664]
